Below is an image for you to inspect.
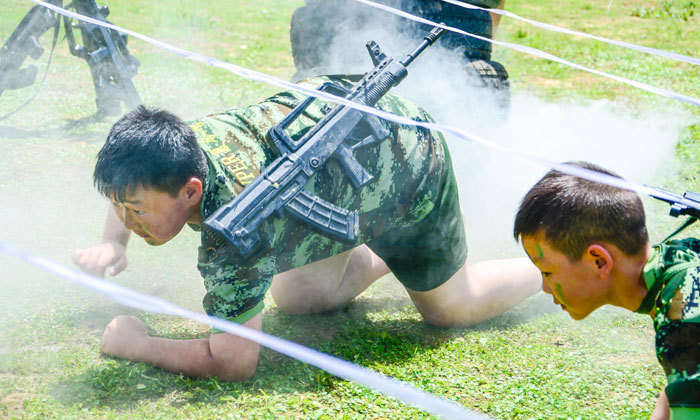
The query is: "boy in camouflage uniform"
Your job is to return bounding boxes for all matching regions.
[73,75,540,381]
[514,161,700,420]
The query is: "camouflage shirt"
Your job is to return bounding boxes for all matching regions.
[187,76,467,327]
[637,237,700,419]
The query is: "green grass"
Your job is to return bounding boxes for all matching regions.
[496,0,699,108]
[0,0,698,419]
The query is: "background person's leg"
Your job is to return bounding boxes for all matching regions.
[406,257,541,327]
[270,244,390,314]
[490,0,506,34]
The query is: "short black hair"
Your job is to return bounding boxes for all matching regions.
[94,105,207,201]
[513,161,649,261]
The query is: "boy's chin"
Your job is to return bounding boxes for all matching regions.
[564,308,590,321]
[143,236,167,246]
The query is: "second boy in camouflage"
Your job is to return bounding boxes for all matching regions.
[636,235,700,418]
[188,75,467,326]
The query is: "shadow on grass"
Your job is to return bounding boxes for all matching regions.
[49,291,558,410]
[266,292,559,365]
[471,292,561,331]
[0,113,111,141]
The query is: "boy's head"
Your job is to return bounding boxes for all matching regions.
[94,106,208,245]
[513,161,649,319]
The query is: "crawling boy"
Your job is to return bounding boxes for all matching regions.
[74,75,540,381]
[513,161,699,420]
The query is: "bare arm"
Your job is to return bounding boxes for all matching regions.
[101,205,131,245]
[650,389,670,420]
[100,313,261,381]
[73,206,131,277]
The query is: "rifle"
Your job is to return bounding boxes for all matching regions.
[0,0,140,118]
[204,26,445,257]
[647,187,700,220]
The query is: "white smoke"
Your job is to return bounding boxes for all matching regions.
[296,7,690,262]
[404,59,686,261]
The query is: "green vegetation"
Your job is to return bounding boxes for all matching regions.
[631,1,696,21]
[496,0,699,110]
[0,0,698,419]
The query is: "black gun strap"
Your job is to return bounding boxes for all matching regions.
[661,216,698,244]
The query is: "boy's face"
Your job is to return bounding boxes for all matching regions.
[521,235,610,320]
[110,184,199,246]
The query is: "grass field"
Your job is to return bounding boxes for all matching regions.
[0,0,698,419]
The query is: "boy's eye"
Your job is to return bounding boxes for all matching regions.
[541,272,551,278]
[127,208,145,216]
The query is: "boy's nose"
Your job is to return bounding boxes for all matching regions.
[541,279,552,294]
[123,213,137,230]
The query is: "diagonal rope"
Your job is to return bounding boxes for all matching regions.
[353,0,699,107]
[0,240,490,420]
[23,0,676,205]
[23,0,700,109]
[436,0,700,66]
[5,4,690,415]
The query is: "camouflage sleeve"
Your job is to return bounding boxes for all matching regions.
[651,239,700,414]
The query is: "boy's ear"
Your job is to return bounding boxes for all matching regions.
[585,244,613,278]
[182,177,203,204]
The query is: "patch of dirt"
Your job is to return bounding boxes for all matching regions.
[622,0,659,7]
[0,344,62,355]
[0,373,43,385]
[1,393,39,418]
[522,76,565,87]
[604,354,657,366]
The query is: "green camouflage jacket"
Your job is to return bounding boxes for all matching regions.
[638,236,700,419]
[187,76,466,327]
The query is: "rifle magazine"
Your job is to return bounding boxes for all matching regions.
[286,190,358,242]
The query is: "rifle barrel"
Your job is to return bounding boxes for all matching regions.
[400,26,445,67]
[647,186,700,219]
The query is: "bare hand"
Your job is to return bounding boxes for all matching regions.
[72,240,127,277]
[100,315,148,359]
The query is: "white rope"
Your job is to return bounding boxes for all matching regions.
[435,0,699,66]
[23,0,670,207]
[0,240,489,420]
[354,0,699,106]
[23,0,700,108]
[5,3,690,415]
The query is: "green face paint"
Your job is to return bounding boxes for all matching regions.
[554,283,569,306]
[535,244,544,259]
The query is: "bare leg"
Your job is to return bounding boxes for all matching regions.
[270,244,391,314]
[490,0,506,35]
[650,389,670,420]
[407,257,541,327]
